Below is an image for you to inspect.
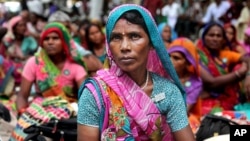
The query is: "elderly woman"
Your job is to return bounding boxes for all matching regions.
[77,4,195,141]
[11,22,87,140]
[197,22,250,115]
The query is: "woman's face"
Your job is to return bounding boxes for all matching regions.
[204,25,224,51]
[109,19,150,72]
[79,26,86,38]
[162,25,171,41]
[225,26,234,42]
[88,25,103,45]
[42,32,63,56]
[15,20,27,35]
[170,52,187,75]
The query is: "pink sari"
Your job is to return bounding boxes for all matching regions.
[85,71,173,140]
[81,4,186,141]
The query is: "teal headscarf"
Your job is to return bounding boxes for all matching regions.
[105,4,186,102]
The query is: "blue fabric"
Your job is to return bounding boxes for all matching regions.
[157,22,178,41]
[105,4,186,102]
[21,36,38,55]
[78,78,105,132]
[77,72,189,132]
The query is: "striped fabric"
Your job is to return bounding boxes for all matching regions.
[10,96,74,141]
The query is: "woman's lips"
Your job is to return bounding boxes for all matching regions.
[120,57,135,64]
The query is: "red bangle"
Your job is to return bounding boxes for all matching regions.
[18,108,26,115]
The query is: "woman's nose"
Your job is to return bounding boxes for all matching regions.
[120,38,130,51]
[47,38,54,44]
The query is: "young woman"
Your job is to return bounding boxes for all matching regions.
[224,23,246,55]
[77,4,195,141]
[85,23,106,64]
[240,26,250,55]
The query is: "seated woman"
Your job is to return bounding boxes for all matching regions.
[168,38,202,133]
[48,11,103,76]
[158,22,177,49]
[240,26,250,55]
[0,15,38,86]
[77,4,195,141]
[224,23,246,55]
[11,22,87,140]
[168,38,202,112]
[197,22,250,115]
[85,23,107,64]
[73,19,90,50]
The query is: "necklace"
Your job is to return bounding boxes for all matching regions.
[141,71,149,90]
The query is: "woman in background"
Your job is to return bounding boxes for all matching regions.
[224,23,246,55]
[240,26,250,55]
[197,22,250,115]
[85,23,106,64]
[158,22,177,49]
[168,38,202,133]
[0,15,38,86]
[11,22,87,140]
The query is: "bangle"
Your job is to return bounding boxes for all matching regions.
[18,108,26,116]
[235,71,241,78]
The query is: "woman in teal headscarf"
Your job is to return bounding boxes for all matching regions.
[158,22,178,48]
[77,4,194,141]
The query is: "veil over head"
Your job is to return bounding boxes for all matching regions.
[104,4,186,100]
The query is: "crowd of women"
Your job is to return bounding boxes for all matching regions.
[0,2,250,141]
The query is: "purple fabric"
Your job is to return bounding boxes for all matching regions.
[185,76,202,105]
[241,42,250,55]
[168,46,202,104]
[245,26,250,36]
[168,46,197,69]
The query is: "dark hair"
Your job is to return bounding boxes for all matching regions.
[119,10,149,36]
[202,22,231,49]
[78,19,91,32]
[85,23,104,54]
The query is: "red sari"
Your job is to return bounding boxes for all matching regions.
[197,40,240,115]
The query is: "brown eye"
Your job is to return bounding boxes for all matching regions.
[110,34,122,41]
[130,33,140,40]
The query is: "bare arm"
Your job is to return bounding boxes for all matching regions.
[173,125,195,141]
[16,76,32,111]
[77,124,99,141]
[236,45,247,56]
[200,66,242,88]
[83,54,103,75]
[76,76,87,89]
[187,104,194,113]
[240,56,250,97]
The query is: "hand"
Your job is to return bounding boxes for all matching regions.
[237,63,248,77]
